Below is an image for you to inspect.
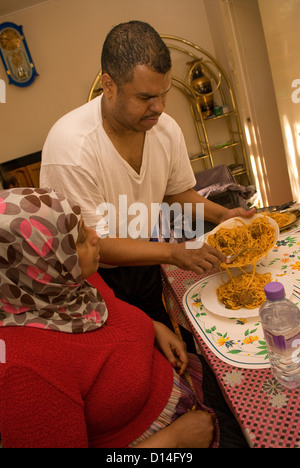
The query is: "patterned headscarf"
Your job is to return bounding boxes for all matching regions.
[0,188,108,333]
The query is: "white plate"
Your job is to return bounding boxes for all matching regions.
[198,214,279,267]
[200,266,293,318]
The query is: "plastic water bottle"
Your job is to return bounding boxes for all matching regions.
[259,282,300,389]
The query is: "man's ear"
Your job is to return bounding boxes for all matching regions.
[101,73,116,97]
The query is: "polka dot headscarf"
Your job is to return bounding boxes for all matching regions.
[0,188,108,333]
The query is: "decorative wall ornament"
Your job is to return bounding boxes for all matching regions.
[0,22,38,87]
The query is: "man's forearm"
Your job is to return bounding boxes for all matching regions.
[164,189,229,225]
[99,235,227,276]
[99,236,176,267]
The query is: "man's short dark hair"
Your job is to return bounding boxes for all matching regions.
[101,21,172,85]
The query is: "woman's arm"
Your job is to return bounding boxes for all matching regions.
[152,321,188,375]
[0,365,89,448]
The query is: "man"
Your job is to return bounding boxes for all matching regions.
[40,21,254,325]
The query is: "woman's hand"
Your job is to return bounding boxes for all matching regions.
[153,321,188,375]
[165,410,215,448]
[133,410,215,448]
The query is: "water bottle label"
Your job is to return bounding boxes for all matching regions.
[265,331,285,351]
[265,329,300,352]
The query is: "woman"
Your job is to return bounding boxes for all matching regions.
[0,188,217,448]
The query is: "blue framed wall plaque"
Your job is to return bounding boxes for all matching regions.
[0,22,38,87]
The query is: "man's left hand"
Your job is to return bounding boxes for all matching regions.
[219,207,256,224]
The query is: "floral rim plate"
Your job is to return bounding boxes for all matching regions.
[257,209,300,233]
[182,275,271,368]
[278,211,300,232]
[200,266,294,318]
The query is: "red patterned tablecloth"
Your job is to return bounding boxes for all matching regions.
[161,223,300,448]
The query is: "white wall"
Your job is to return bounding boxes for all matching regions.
[203,0,293,206]
[1,0,298,208]
[0,0,215,162]
[258,0,300,202]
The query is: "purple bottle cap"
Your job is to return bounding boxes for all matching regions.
[264,282,285,300]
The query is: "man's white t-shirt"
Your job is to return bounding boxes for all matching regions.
[40,95,196,240]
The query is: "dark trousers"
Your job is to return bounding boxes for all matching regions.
[98,264,173,328]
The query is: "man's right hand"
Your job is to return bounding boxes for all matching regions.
[170,241,227,276]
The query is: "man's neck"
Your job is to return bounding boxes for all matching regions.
[101,97,145,174]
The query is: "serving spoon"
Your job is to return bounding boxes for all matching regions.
[226,247,259,263]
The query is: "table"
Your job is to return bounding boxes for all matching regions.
[161,221,300,448]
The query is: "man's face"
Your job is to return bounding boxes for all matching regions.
[109,65,172,133]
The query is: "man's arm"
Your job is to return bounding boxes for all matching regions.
[99,235,227,276]
[99,188,254,275]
